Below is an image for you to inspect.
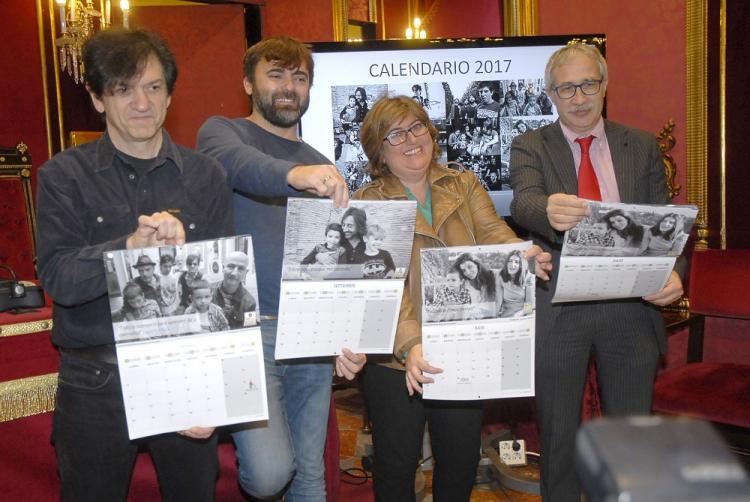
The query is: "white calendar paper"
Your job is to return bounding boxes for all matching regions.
[553,202,697,303]
[423,318,534,400]
[116,330,267,439]
[104,236,268,439]
[275,198,416,359]
[553,256,676,302]
[275,279,404,358]
[421,242,536,400]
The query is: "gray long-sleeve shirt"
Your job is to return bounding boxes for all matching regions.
[196,116,330,317]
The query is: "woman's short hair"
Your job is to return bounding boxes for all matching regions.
[360,95,441,177]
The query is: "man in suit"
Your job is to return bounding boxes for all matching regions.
[509,43,684,501]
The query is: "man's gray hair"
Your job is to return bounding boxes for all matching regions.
[544,43,608,91]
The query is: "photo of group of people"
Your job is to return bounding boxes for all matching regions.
[421,244,535,323]
[282,199,416,281]
[104,236,260,342]
[332,84,388,193]
[563,202,698,257]
[329,78,555,194]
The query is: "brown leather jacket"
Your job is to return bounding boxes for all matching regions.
[354,162,521,370]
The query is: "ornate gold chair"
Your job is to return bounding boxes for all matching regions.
[0,142,37,280]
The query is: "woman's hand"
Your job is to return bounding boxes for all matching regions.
[178,426,215,440]
[525,245,553,281]
[404,344,443,396]
[335,348,366,380]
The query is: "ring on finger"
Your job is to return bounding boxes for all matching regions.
[321,174,332,184]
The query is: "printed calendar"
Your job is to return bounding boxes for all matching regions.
[117,330,266,439]
[104,235,268,439]
[275,198,416,359]
[553,257,676,302]
[275,279,403,359]
[422,318,534,400]
[420,241,536,400]
[553,202,698,303]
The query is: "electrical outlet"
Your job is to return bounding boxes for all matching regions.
[498,439,527,466]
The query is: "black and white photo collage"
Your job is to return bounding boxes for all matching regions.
[330,79,555,193]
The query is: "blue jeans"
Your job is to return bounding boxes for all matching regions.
[53,351,219,502]
[232,321,332,501]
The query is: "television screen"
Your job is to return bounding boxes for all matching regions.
[301,35,605,215]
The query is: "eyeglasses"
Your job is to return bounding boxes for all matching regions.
[551,79,603,99]
[383,122,428,146]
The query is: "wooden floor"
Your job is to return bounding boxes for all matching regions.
[334,387,541,502]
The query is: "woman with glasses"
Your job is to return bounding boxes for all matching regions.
[354,95,552,501]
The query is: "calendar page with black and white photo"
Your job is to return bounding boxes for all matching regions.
[104,235,268,439]
[421,241,536,401]
[552,202,698,303]
[275,198,416,359]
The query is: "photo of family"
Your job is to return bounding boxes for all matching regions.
[282,198,416,281]
[104,236,260,343]
[421,243,535,323]
[562,202,698,258]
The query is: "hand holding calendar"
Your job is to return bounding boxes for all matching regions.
[553,201,697,303]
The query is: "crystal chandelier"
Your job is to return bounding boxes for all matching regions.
[55,0,129,84]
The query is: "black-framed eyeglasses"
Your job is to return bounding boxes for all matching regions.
[383,122,429,146]
[551,79,603,99]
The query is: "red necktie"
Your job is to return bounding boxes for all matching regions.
[575,135,601,201]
